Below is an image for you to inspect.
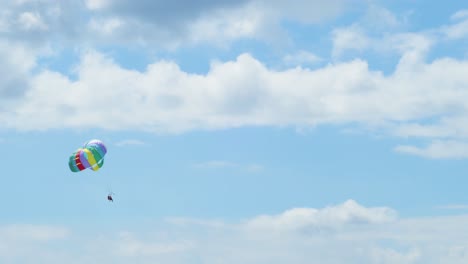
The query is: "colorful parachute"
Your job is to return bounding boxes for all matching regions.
[69,139,107,172]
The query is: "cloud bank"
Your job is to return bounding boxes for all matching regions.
[2,45,468,135]
[2,200,468,264]
[0,2,467,159]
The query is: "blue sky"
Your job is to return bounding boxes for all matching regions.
[1,0,468,263]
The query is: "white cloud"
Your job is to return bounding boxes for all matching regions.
[0,0,339,49]
[361,5,402,30]
[5,201,468,264]
[332,25,371,57]
[0,40,36,109]
[259,0,348,24]
[283,50,322,66]
[0,11,10,32]
[0,2,85,62]
[451,10,468,21]
[332,25,433,61]
[85,0,110,10]
[84,1,267,48]
[368,247,421,264]
[393,123,454,138]
[1,3,468,159]
[393,116,468,140]
[444,12,468,39]
[114,232,193,257]
[0,224,69,262]
[181,3,266,48]
[246,200,397,232]
[0,224,69,241]
[88,17,122,35]
[395,140,468,159]
[331,6,415,59]
[78,0,351,48]
[2,43,467,135]
[17,11,48,31]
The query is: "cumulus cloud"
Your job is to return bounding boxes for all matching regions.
[4,202,468,264]
[283,50,322,66]
[331,7,468,63]
[83,0,253,47]
[0,40,36,109]
[332,25,371,57]
[0,224,69,262]
[82,0,349,47]
[395,140,468,159]
[246,199,397,232]
[17,11,48,31]
[1,44,467,134]
[451,10,468,21]
[443,10,468,40]
[0,0,350,49]
[1,3,468,160]
[112,232,193,257]
[0,224,69,241]
[332,26,433,61]
[84,0,110,10]
[361,5,403,30]
[0,1,84,45]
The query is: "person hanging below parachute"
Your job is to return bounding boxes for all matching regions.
[107,189,115,202]
[68,139,113,202]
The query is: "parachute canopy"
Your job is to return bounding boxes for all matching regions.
[69,139,107,172]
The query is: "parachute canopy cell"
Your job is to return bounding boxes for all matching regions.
[69,139,107,172]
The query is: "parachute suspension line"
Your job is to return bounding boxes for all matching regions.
[107,186,114,196]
